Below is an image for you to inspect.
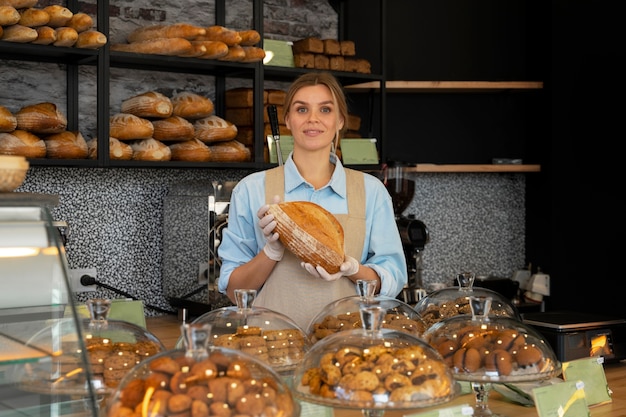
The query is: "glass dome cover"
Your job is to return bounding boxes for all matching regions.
[293,305,459,413]
[414,272,520,329]
[19,298,165,396]
[106,322,300,417]
[176,289,312,375]
[307,279,426,343]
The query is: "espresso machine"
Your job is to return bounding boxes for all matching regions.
[382,162,430,304]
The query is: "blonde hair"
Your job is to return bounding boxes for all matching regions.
[283,72,348,150]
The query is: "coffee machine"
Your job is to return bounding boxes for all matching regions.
[382,163,430,304]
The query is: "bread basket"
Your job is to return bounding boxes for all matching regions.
[0,155,29,192]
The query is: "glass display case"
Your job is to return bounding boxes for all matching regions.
[0,194,99,417]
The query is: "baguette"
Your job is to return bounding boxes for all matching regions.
[168,138,211,162]
[267,201,345,274]
[18,7,50,27]
[171,92,214,120]
[16,102,67,134]
[190,40,229,59]
[53,26,78,47]
[32,26,56,45]
[127,23,206,43]
[207,139,250,162]
[43,5,73,28]
[196,25,242,46]
[0,0,38,9]
[0,129,46,158]
[0,6,18,27]
[1,24,37,43]
[238,29,261,46]
[110,113,154,140]
[87,136,133,160]
[110,37,193,57]
[217,44,245,62]
[43,130,88,159]
[0,105,17,132]
[241,46,266,63]
[74,30,107,49]
[66,12,93,32]
[121,91,173,119]
[193,115,237,143]
[130,138,171,161]
[176,42,206,58]
[151,115,194,141]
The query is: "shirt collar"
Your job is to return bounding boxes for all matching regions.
[284,153,347,198]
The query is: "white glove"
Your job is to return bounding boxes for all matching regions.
[301,256,359,281]
[257,197,284,261]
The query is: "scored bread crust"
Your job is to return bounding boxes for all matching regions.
[267,201,344,274]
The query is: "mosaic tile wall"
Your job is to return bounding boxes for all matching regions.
[14,168,526,316]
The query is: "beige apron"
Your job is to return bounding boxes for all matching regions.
[253,166,366,331]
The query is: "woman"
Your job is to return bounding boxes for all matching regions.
[217,71,407,330]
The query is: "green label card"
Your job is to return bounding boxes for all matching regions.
[340,138,379,165]
[533,380,590,417]
[263,39,295,67]
[562,357,612,406]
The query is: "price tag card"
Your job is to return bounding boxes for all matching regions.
[404,403,473,417]
[562,356,612,406]
[340,138,379,165]
[532,380,590,417]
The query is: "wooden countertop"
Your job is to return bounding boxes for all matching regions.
[146,315,626,417]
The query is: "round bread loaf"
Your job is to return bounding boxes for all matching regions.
[193,115,237,143]
[151,115,194,141]
[110,113,154,140]
[168,138,211,162]
[0,105,17,132]
[0,130,46,158]
[267,201,344,274]
[87,137,133,160]
[16,102,67,134]
[171,92,214,120]
[44,130,88,159]
[130,138,171,161]
[121,91,173,119]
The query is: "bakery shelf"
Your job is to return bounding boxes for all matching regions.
[363,164,540,174]
[345,80,543,93]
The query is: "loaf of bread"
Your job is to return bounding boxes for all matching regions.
[196,25,242,46]
[0,5,20,26]
[238,29,261,46]
[44,130,88,159]
[110,37,193,57]
[323,39,341,55]
[32,26,56,45]
[340,40,356,56]
[190,40,229,59]
[43,5,72,28]
[267,89,287,105]
[225,87,267,108]
[171,92,214,120]
[241,46,266,62]
[121,91,173,119]
[329,55,345,71]
[75,30,107,49]
[0,0,37,8]
[130,138,171,161]
[293,53,315,69]
[151,115,194,141]
[217,44,245,62]
[0,105,17,132]
[168,138,211,162]
[267,201,344,273]
[87,136,133,160]
[0,130,46,158]
[292,37,324,54]
[110,113,154,140]
[194,115,237,143]
[127,23,206,43]
[18,7,50,27]
[207,139,251,162]
[176,42,207,58]
[53,26,78,47]
[1,24,37,42]
[66,12,93,32]
[16,102,67,134]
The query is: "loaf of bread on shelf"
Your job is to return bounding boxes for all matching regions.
[190,40,229,59]
[193,115,238,143]
[130,138,171,161]
[16,102,67,134]
[0,105,17,132]
[151,115,195,141]
[242,46,266,63]
[0,0,37,7]
[293,53,315,69]
[217,44,245,62]
[0,5,20,26]
[292,37,324,54]
[207,139,251,162]
[170,92,214,120]
[121,91,173,119]
[0,130,46,158]
[43,5,73,28]
[196,25,242,46]
[32,26,56,45]
[238,29,261,46]
[267,201,345,274]
[87,136,133,160]
[176,42,207,58]
[225,87,268,108]
[168,138,212,162]
[53,27,78,47]
[340,40,356,56]
[109,113,154,140]
[75,30,107,49]
[18,7,49,27]
[127,23,206,43]
[1,24,37,42]
[44,130,88,159]
[66,12,93,32]
[110,37,193,57]
[323,39,341,55]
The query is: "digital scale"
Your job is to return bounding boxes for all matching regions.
[523,311,626,363]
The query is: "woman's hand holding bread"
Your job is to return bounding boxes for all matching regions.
[301,255,359,281]
[257,195,284,262]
